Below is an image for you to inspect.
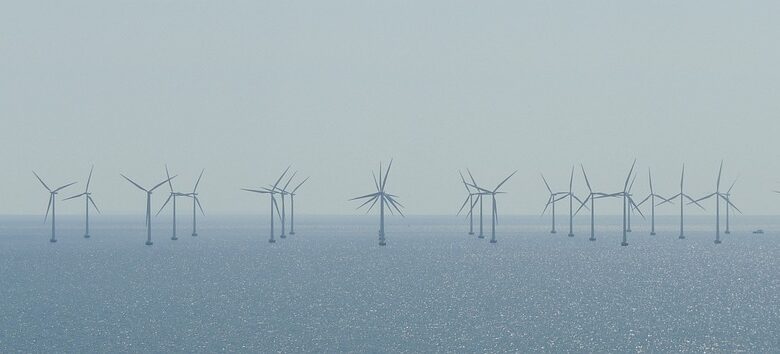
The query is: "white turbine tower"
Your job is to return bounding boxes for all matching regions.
[242,167,288,243]
[636,168,671,236]
[576,165,617,242]
[466,169,486,239]
[469,171,516,244]
[122,174,176,246]
[351,160,404,246]
[274,170,297,239]
[33,172,76,243]
[560,167,585,237]
[457,171,479,235]
[64,165,100,239]
[288,176,309,236]
[615,160,644,246]
[186,169,205,237]
[156,165,188,240]
[540,173,568,234]
[659,165,704,239]
[691,161,742,244]
[723,179,737,234]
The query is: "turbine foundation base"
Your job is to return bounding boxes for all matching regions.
[589,237,596,241]
[84,234,90,239]
[268,239,276,243]
[550,230,557,234]
[478,235,485,239]
[171,236,178,241]
[192,233,198,237]
[489,239,497,243]
[678,235,686,239]
[567,233,574,237]
[714,239,722,244]
[627,229,632,233]
[289,231,296,235]
[145,241,153,246]
[49,239,57,243]
[621,242,629,246]
[725,231,730,234]
[379,241,386,246]
[468,232,474,235]
[280,235,286,239]
[650,232,656,236]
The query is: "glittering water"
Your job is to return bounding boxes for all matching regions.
[0,215,778,352]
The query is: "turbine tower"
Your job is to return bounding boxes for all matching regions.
[242,167,288,243]
[722,179,737,234]
[156,165,188,240]
[560,167,585,237]
[616,160,644,246]
[33,172,76,243]
[457,171,478,235]
[63,165,100,238]
[469,171,516,244]
[122,174,175,246]
[636,168,671,236]
[659,165,704,239]
[288,176,309,236]
[274,170,297,239]
[186,169,205,237]
[625,173,638,232]
[576,165,617,242]
[691,161,742,244]
[351,160,404,246]
[466,169,486,239]
[540,173,567,234]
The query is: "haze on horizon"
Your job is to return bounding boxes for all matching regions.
[1,1,778,216]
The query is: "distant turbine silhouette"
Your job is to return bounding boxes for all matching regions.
[155,165,188,240]
[560,167,585,237]
[466,169,486,239]
[64,165,100,239]
[185,169,205,237]
[636,168,671,236]
[287,176,309,236]
[576,165,617,242]
[242,167,289,243]
[625,173,639,233]
[457,171,478,235]
[470,171,516,244]
[273,170,297,239]
[122,173,175,246]
[723,178,738,234]
[691,161,742,244]
[615,160,643,246]
[540,173,568,234]
[659,165,704,239]
[351,160,404,246]
[33,172,76,243]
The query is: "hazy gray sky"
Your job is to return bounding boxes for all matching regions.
[1,1,778,216]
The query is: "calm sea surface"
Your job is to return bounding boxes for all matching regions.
[0,214,778,352]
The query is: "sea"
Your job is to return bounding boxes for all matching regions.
[0,214,778,352]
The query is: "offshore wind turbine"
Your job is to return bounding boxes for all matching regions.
[636,168,671,236]
[540,173,568,234]
[63,165,100,238]
[723,179,737,234]
[155,165,188,240]
[33,172,76,243]
[625,173,642,233]
[122,173,175,246]
[659,165,704,239]
[561,167,585,237]
[242,167,288,243]
[274,171,297,239]
[466,169,486,239]
[185,169,205,237]
[691,161,742,244]
[470,171,517,244]
[457,171,478,235]
[287,176,309,235]
[351,160,404,246]
[616,160,643,246]
[576,165,617,242]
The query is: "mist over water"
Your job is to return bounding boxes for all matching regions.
[1,215,778,352]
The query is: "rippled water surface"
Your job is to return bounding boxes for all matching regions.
[1,215,778,352]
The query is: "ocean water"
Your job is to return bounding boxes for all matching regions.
[0,214,778,352]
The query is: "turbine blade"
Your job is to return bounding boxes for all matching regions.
[121,174,147,192]
[541,173,553,194]
[457,195,471,216]
[691,193,716,204]
[372,171,380,191]
[282,171,297,191]
[724,196,743,214]
[86,165,94,192]
[151,176,177,192]
[53,182,77,193]
[350,192,379,201]
[196,197,205,216]
[292,176,309,193]
[156,194,172,216]
[494,170,517,193]
[33,171,51,192]
[193,169,205,192]
[716,160,723,192]
[63,192,87,201]
[43,194,52,223]
[88,196,101,214]
[386,195,404,217]
[648,168,653,194]
[541,196,552,216]
[165,164,174,192]
[684,194,706,210]
[726,178,738,194]
[364,196,380,213]
[580,165,592,192]
[624,159,637,191]
[381,159,393,192]
[574,195,591,216]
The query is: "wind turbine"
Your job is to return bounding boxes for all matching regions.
[616,160,644,246]
[155,165,188,240]
[561,167,585,237]
[576,165,618,242]
[63,165,99,238]
[659,165,704,239]
[273,171,297,239]
[33,172,76,243]
[469,171,516,244]
[723,178,737,234]
[185,169,205,237]
[625,173,642,233]
[122,173,175,246]
[691,161,742,244]
[288,176,309,236]
[457,171,478,235]
[636,168,671,236]
[466,169,486,239]
[242,167,288,243]
[540,173,568,234]
[351,160,404,246]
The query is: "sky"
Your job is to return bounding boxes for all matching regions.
[1,1,779,216]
